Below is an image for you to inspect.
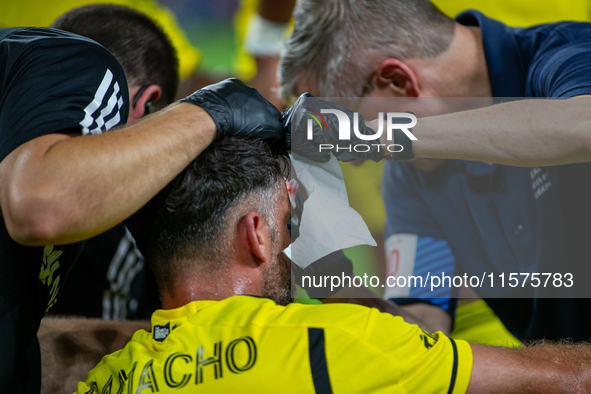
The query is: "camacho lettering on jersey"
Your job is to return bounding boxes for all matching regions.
[76,296,472,393]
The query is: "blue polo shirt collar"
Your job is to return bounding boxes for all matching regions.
[455,10,526,97]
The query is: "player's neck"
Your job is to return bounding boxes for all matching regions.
[160,259,263,310]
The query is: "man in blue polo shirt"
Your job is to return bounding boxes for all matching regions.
[279,0,591,340]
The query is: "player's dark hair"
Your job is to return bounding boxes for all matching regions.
[125,138,289,293]
[51,4,179,109]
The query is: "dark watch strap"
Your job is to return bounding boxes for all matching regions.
[390,128,414,161]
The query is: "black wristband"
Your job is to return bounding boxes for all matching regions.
[390,128,414,161]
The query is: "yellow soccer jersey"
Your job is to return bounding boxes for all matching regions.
[75,296,472,393]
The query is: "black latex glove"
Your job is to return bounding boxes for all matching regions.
[281,93,384,162]
[180,78,283,141]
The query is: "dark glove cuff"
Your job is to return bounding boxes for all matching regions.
[390,128,414,161]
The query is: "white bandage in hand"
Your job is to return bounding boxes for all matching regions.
[244,14,290,57]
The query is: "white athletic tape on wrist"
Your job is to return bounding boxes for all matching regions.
[244,14,290,56]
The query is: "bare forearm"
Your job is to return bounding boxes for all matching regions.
[1,103,215,245]
[413,96,591,167]
[469,342,591,393]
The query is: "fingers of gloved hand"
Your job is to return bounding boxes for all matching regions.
[180,78,284,141]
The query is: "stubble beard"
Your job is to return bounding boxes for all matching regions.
[261,245,293,306]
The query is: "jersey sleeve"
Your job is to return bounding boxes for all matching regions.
[372,312,472,394]
[324,308,472,394]
[0,28,129,162]
[528,40,591,98]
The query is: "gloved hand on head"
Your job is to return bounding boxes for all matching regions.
[181,78,284,141]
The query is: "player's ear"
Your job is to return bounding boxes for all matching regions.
[129,84,162,121]
[374,58,421,97]
[240,211,270,265]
